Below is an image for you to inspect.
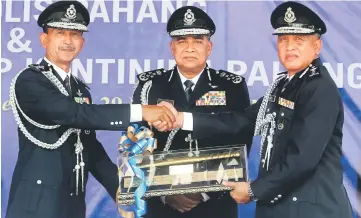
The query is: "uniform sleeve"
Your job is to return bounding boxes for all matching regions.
[192,97,262,139]
[87,131,118,201]
[130,80,149,128]
[15,71,132,130]
[233,79,251,111]
[231,79,254,153]
[250,79,340,202]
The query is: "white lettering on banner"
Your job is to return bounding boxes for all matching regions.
[4,58,360,89]
[248,61,270,86]
[324,62,361,89]
[1,58,13,74]
[113,0,134,23]
[227,60,361,89]
[3,0,206,23]
[169,59,177,68]
[33,0,53,21]
[24,0,31,22]
[7,28,32,53]
[118,59,125,84]
[227,60,248,76]
[161,0,176,23]
[90,0,110,23]
[136,0,158,23]
[72,59,93,84]
[5,0,21,22]
[129,59,151,84]
[348,63,361,89]
[69,59,177,85]
[324,63,344,88]
[96,59,116,84]
[160,0,206,23]
[157,59,165,69]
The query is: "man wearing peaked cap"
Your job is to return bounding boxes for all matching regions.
[37,0,90,32]
[166,6,216,37]
[5,1,177,218]
[133,5,253,218]
[154,2,354,218]
[271,1,326,36]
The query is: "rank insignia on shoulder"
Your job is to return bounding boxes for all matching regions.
[74,97,90,104]
[196,91,226,106]
[308,65,320,77]
[215,70,243,84]
[278,97,294,110]
[28,64,49,72]
[299,65,320,79]
[138,68,167,82]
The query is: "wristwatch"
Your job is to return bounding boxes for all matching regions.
[247,183,258,201]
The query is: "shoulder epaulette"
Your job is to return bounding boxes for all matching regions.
[307,65,321,78]
[28,64,49,73]
[137,68,167,82]
[299,65,321,79]
[212,69,244,84]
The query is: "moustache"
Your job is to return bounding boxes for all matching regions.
[59,46,75,51]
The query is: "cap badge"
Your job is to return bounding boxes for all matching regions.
[65,4,77,20]
[184,9,196,26]
[284,7,296,23]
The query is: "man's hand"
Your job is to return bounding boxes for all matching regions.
[151,101,184,132]
[223,181,251,204]
[142,105,175,130]
[165,194,202,213]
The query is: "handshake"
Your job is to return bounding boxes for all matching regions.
[141,101,183,132]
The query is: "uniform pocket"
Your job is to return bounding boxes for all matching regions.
[8,180,60,218]
[26,181,43,214]
[297,202,320,218]
[7,180,43,217]
[284,183,318,218]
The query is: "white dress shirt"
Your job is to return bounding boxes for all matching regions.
[287,74,295,81]
[177,67,202,131]
[177,67,202,91]
[43,57,142,122]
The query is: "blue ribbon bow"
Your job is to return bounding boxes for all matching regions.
[118,124,156,218]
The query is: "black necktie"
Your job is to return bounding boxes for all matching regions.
[184,80,194,102]
[64,75,72,97]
